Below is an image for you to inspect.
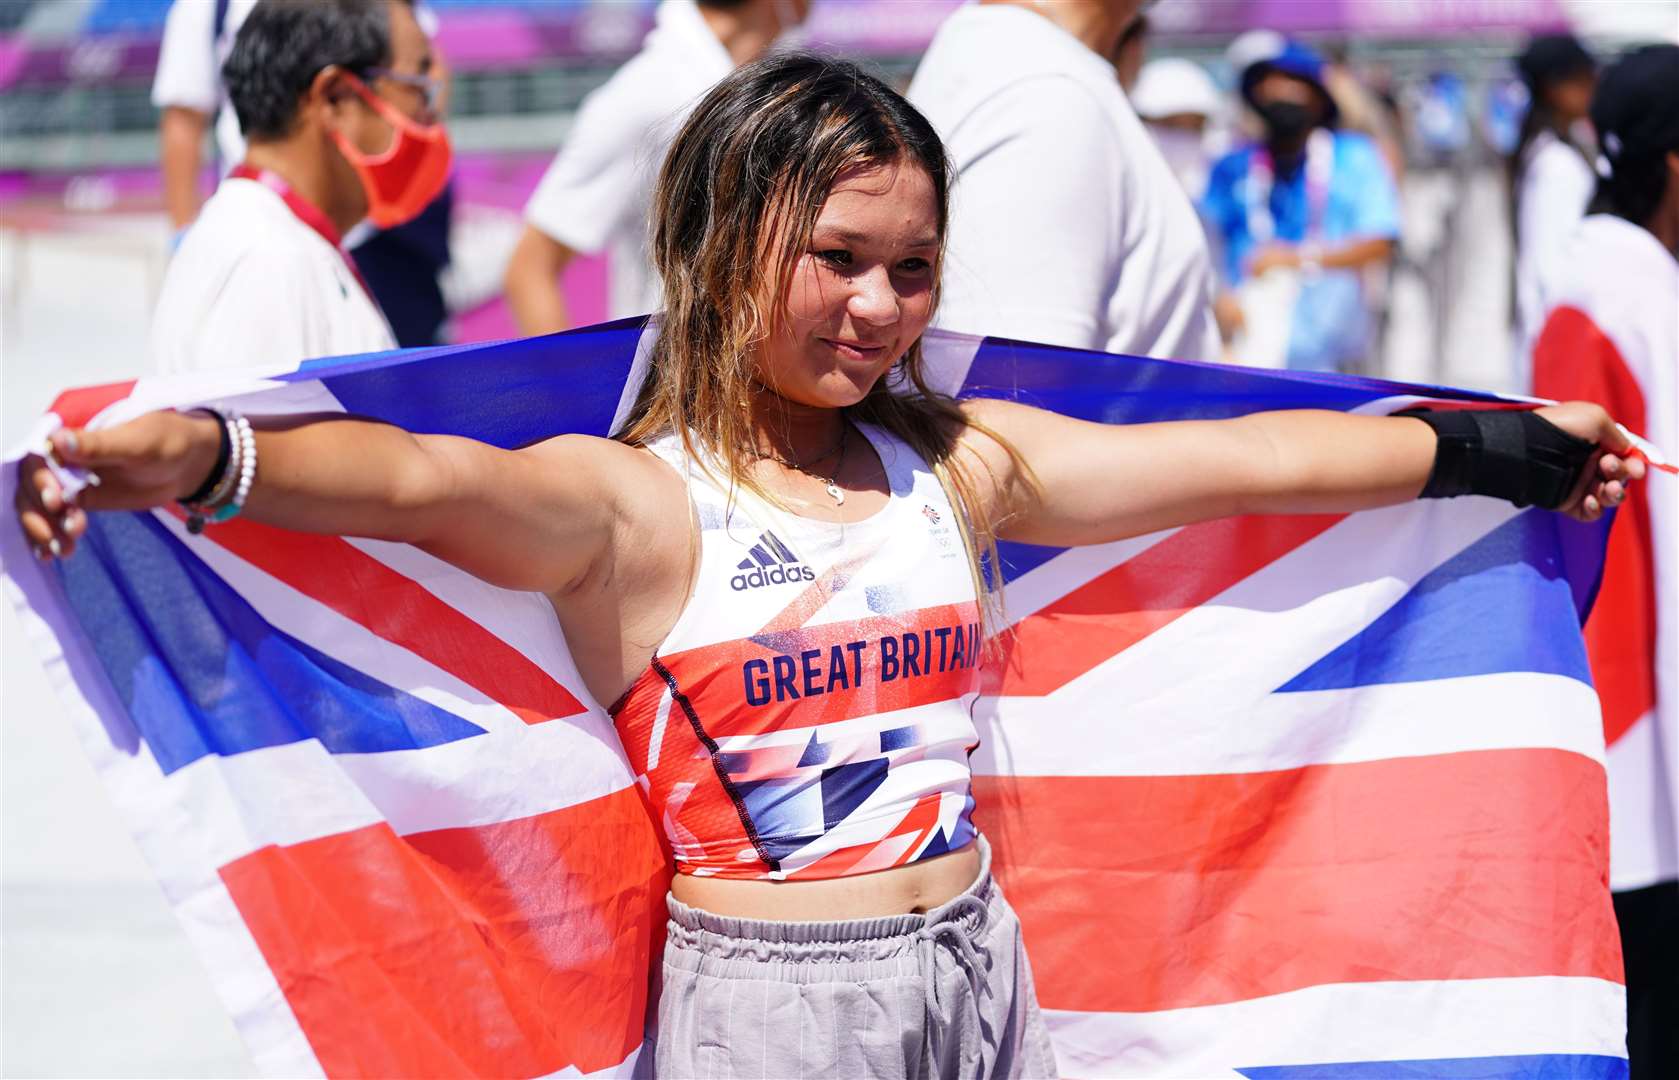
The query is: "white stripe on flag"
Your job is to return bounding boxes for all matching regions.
[1015,498,1521,720]
[1044,975,1626,1078]
[999,528,1181,627]
[343,535,605,711]
[974,671,1603,777]
[172,869,327,1078]
[148,714,638,870]
[608,320,663,437]
[1,517,327,1077]
[152,509,551,736]
[921,328,986,397]
[534,1043,646,1078]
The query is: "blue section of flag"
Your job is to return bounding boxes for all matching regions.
[60,512,484,775]
[958,335,1505,584]
[1278,511,1599,693]
[996,540,1066,583]
[1238,1053,1628,1079]
[300,318,648,449]
[959,336,1501,425]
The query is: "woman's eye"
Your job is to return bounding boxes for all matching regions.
[898,257,931,275]
[816,249,853,269]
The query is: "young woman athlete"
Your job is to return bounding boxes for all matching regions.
[14,54,1644,1079]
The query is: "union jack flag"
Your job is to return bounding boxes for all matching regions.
[0,321,1630,1078]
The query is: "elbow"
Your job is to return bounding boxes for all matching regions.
[501,243,534,299]
[158,107,207,149]
[383,439,461,543]
[504,228,569,294]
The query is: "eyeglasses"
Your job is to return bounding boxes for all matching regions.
[363,66,440,109]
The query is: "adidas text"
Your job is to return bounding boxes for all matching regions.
[730,564,817,591]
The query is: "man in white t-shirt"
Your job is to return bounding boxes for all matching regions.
[907,0,1220,361]
[152,0,454,348]
[150,0,451,375]
[503,0,808,335]
[151,0,443,230]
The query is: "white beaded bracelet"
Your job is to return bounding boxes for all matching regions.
[185,411,257,533]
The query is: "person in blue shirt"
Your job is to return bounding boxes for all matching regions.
[1202,38,1400,372]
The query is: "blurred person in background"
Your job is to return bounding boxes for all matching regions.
[1529,45,1679,1080]
[1321,42,1405,186]
[1510,33,1598,388]
[908,0,1219,361]
[503,0,809,336]
[1202,37,1398,372]
[149,0,450,374]
[152,0,456,347]
[1130,57,1223,202]
[1130,56,1233,346]
[153,0,253,234]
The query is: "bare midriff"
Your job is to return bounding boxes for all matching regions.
[669,843,982,921]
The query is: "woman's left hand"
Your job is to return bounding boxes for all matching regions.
[1533,401,1647,522]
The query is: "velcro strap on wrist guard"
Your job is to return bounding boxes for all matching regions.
[1402,408,1597,510]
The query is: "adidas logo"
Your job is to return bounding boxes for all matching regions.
[730,531,816,591]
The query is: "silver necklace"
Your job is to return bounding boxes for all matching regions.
[757,424,849,505]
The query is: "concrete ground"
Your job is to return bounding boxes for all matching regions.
[2,216,255,1076]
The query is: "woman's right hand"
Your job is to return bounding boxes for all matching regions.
[13,410,220,560]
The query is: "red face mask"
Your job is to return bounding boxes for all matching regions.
[331,73,452,229]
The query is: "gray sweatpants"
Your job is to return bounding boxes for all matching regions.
[652,837,1058,1079]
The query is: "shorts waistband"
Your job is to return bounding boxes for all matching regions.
[666,835,993,947]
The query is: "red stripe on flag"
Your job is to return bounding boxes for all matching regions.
[975,748,1621,1014]
[989,514,1344,697]
[1533,305,1657,746]
[51,380,138,428]
[220,785,668,1077]
[196,517,588,725]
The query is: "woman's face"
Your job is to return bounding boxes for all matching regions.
[755,159,940,408]
[1545,70,1597,124]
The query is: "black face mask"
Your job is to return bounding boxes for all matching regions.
[1258,100,1316,142]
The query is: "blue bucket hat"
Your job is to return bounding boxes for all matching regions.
[1240,37,1339,125]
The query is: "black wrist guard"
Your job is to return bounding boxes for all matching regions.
[1403,408,1596,510]
[179,408,231,505]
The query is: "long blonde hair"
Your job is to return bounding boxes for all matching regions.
[616,53,1030,626]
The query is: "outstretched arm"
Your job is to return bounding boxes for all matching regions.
[963,398,1642,549]
[14,410,655,594]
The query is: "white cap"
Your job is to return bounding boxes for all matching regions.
[1224,29,1287,75]
[1131,58,1223,121]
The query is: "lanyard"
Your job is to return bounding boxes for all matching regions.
[1245,127,1334,246]
[226,163,376,305]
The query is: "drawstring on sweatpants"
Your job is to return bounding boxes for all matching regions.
[917,892,992,1072]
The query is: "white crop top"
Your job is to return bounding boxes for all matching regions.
[609,424,983,880]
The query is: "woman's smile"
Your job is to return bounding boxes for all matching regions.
[818,336,891,362]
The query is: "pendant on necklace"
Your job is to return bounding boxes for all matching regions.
[825,482,845,505]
